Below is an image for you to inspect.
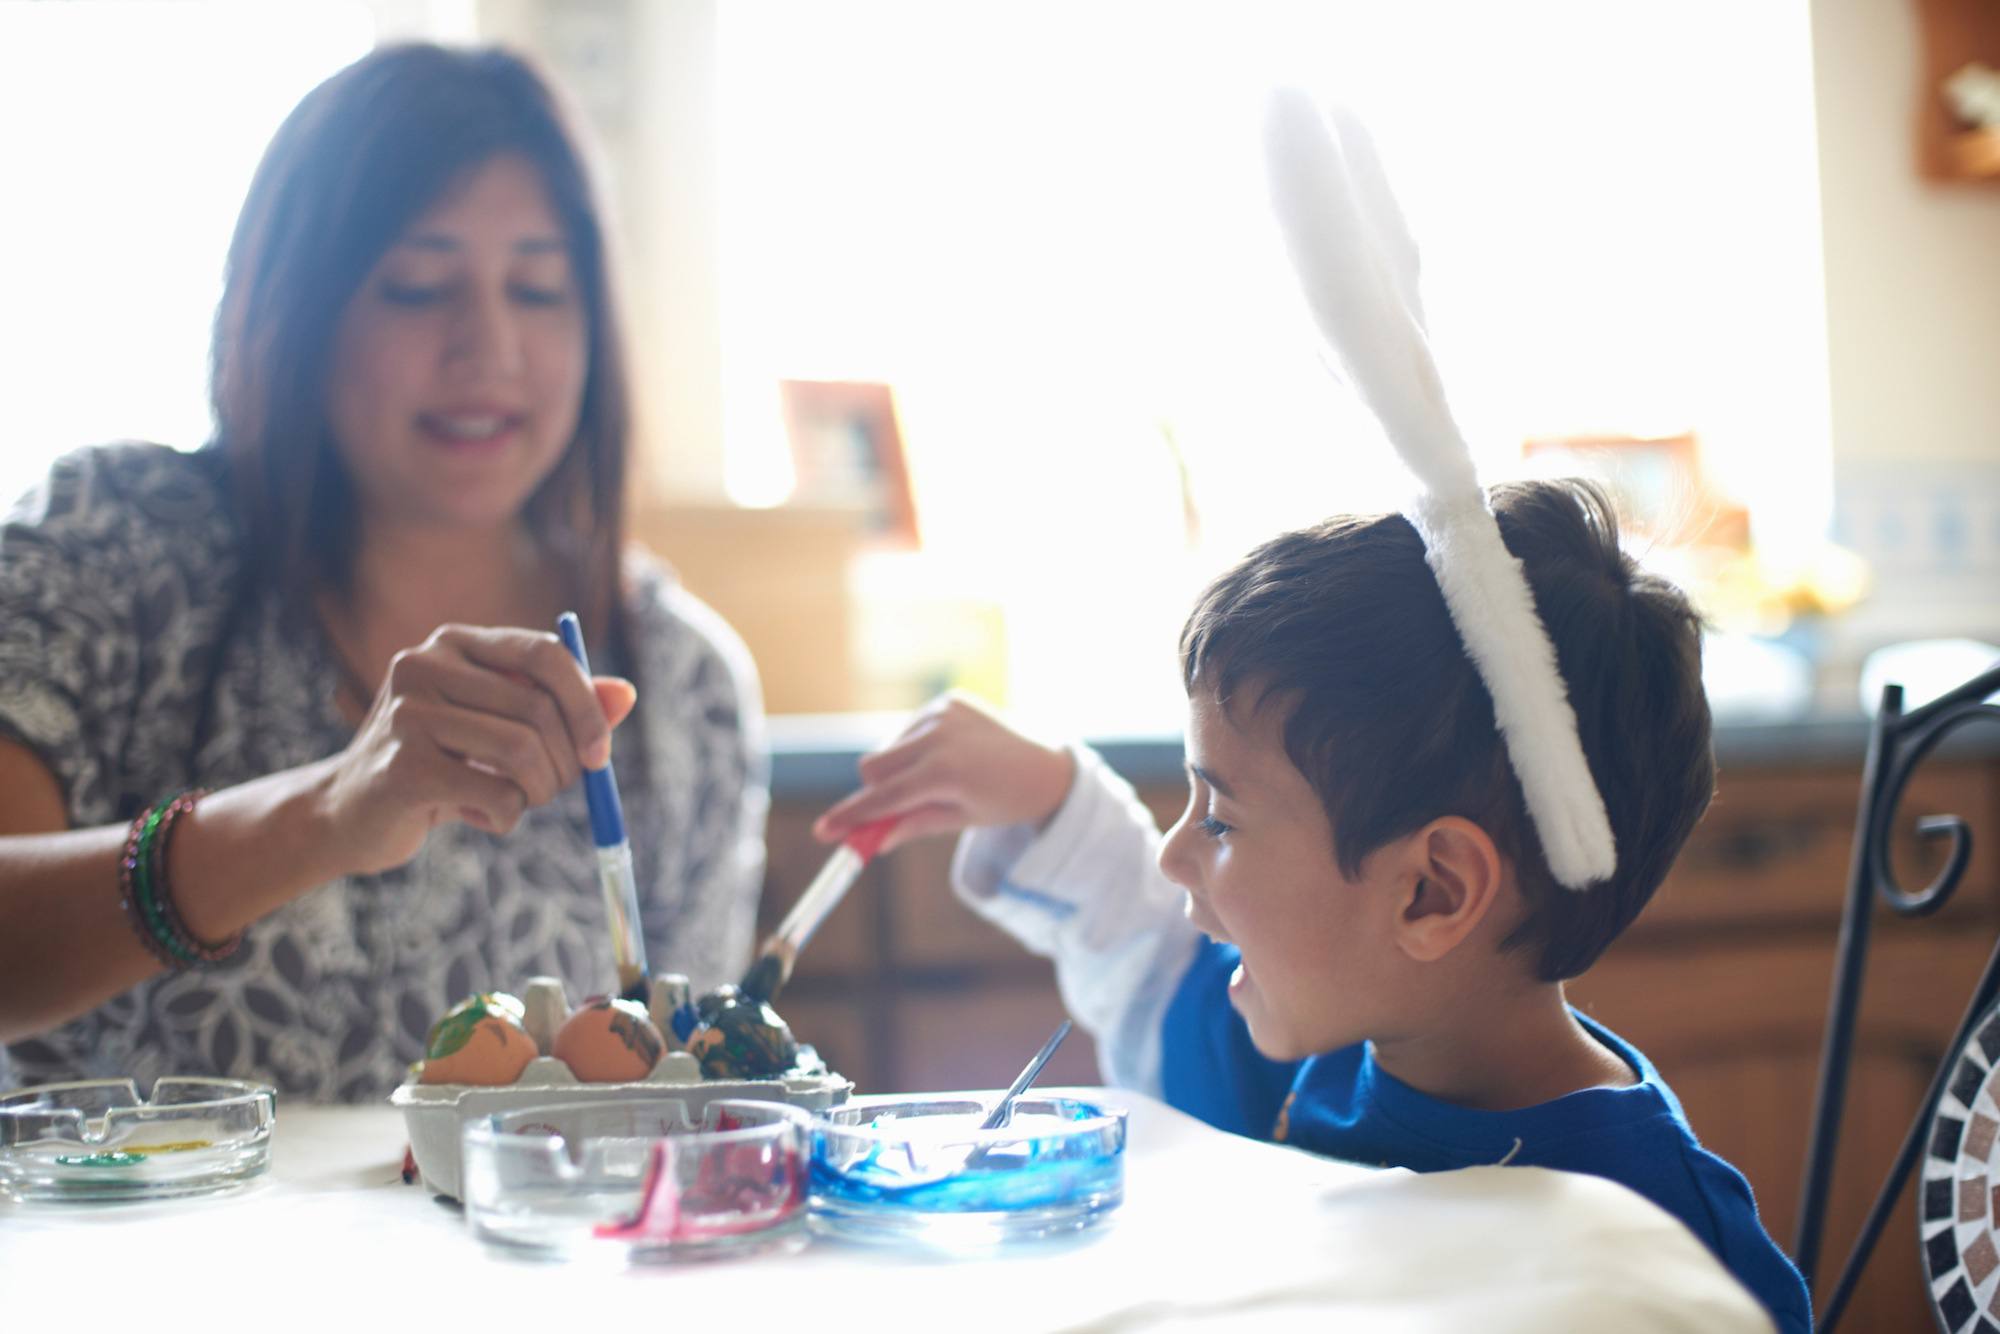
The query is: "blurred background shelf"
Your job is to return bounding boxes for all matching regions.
[1946,126,2000,177]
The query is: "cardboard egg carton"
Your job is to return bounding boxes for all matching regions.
[391,975,852,1200]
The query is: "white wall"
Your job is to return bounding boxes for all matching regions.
[1813,0,2000,465]
[1811,0,2000,649]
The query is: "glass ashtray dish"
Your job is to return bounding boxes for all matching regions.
[0,1077,276,1202]
[461,1097,811,1261]
[810,1095,1127,1248]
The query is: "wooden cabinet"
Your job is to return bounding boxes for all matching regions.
[764,754,2000,1330]
[629,504,868,714]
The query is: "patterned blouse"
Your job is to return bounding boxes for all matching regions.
[0,444,768,1102]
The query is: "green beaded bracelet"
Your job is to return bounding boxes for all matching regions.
[119,790,239,968]
[131,804,195,965]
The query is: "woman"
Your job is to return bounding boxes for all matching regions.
[0,44,767,1101]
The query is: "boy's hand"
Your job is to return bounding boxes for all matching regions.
[812,692,1075,855]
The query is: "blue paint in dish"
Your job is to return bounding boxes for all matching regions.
[810,1096,1126,1243]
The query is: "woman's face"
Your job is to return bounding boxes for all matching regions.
[326,153,588,533]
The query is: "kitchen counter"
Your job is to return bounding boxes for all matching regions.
[769,709,2000,799]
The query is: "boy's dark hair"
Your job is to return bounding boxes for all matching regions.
[1179,478,1713,980]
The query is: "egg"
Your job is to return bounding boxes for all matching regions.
[420,994,538,1085]
[426,991,524,1047]
[554,997,665,1082]
[686,985,798,1079]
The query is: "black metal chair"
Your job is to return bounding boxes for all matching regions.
[1794,662,2000,1331]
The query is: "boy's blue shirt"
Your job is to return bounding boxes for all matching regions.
[1163,940,1812,1334]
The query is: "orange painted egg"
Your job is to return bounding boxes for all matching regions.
[554,997,665,1082]
[420,995,537,1085]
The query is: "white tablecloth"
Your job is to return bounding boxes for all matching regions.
[1,1087,1770,1332]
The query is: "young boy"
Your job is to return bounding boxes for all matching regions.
[815,478,1810,1333]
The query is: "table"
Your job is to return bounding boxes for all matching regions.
[1,1088,1771,1332]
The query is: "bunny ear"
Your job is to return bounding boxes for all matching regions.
[1264,88,1475,502]
[1321,100,1426,333]
[1264,88,1617,891]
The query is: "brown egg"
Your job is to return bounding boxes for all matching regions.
[554,997,665,1082]
[420,995,538,1085]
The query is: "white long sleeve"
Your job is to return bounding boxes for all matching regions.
[949,744,1200,1095]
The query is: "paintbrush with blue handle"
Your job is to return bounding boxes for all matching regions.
[557,611,649,1004]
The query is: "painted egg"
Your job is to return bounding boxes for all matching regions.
[426,992,524,1048]
[687,987,799,1079]
[420,994,538,1085]
[554,997,665,1082]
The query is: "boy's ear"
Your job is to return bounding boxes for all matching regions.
[1391,817,1504,963]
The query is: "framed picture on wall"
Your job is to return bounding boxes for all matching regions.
[777,379,920,549]
[1522,431,1747,549]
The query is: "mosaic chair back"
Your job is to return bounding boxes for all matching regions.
[1793,660,2000,1333]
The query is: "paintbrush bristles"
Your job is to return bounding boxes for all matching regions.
[739,944,793,1005]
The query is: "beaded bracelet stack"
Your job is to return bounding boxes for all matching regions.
[116,790,242,968]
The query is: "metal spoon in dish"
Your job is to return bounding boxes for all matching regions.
[981,1018,1073,1131]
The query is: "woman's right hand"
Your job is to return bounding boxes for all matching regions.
[0,625,633,1040]
[811,692,1075,855]
[314,624,637,875]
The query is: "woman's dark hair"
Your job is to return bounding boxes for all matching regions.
[208,42,629,644]
[1179,479,1715,981]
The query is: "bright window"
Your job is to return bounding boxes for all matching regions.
[717,1,1831,730]
[0,1,378,506]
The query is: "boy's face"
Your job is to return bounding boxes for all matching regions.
[1159,687,1407,1062]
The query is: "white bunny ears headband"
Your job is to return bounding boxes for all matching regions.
[1262,88,1617,890]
